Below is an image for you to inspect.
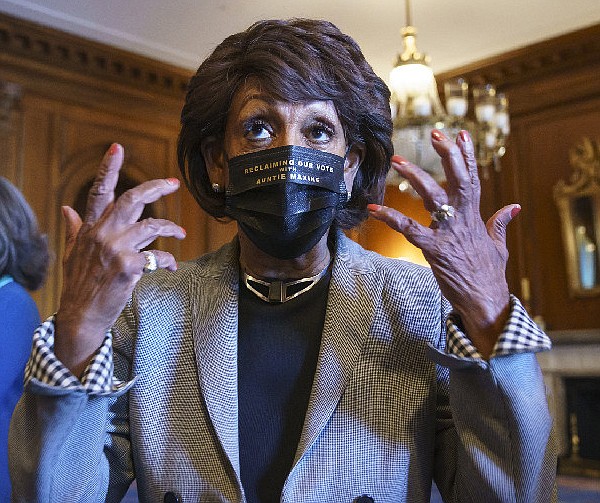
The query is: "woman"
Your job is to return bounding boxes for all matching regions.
[10,19,555,502]
[0,177,49,500]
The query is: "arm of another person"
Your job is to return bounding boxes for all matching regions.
[368,130,556,502]
[0,282,40,501]
[9,143,185,502]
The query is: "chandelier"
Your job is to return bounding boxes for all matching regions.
[387,0,510,190]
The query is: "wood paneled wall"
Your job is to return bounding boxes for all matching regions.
[360,23,600,331]
[0,12,236,318]
[2,12,599,330]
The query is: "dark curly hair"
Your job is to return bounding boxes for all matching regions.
[0,177,50,291]
[178,18,393,229]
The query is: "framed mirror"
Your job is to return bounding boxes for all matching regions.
[554,137,600,297]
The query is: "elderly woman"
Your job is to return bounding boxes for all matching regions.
[10,19,555,503]
[0,177,49,500]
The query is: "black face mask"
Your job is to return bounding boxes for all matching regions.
[225,145,348,259]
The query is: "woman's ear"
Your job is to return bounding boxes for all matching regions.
[343,142,365,193]
[200,136,228,189]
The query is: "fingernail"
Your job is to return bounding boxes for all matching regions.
[431,130,445,141]
[459,130,471,143]
[367,204,382,212]
[393,155,410,166]
[108,143,120,156]
[180,227,187,236]
[166,178,180,185]
[511,205,521,218]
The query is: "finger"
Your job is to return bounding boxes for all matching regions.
[116,218,186,251]
[455,130,481,210]
[61,205,83,259]
[137,249,179,273]
[430,130,470,199]
[486,204,521,244]
[391,156,448,213]
[367,203,433,250]
[110,178,180,225]
[84,143,124,224]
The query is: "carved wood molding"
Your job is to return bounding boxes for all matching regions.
[565,138,600,193]
[0,12,193,99]
[436,23,600,95]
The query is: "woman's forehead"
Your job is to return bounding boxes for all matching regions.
[229,81,338,118]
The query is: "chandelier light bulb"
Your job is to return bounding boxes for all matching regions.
[390,63,435,99]
[446,97,468,117]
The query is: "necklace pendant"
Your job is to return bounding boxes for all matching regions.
[242,264,330,304]
[268,280,286,303]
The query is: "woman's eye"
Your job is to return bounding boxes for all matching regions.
[308,124,334,143]
[244,120,272,140]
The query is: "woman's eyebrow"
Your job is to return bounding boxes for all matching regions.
[239,93,276,109]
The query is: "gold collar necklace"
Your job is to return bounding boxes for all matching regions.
[242,264,330,304]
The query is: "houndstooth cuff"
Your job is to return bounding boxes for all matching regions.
[25,315,131,395]
[446,295,551,360]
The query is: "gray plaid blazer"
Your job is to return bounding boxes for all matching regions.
[10,231,555,502]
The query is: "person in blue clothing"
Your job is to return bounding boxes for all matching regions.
[0,176,49,500]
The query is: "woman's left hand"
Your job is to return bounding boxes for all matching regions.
[368,129,519,359]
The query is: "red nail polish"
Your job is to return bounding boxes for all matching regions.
[510,206,521,218]
[180,227,187,236]
[108,143,120,155]
[393,155,410,166]
[367,204,382,212]
[459,130,471,143]
[431,130,445,141]
[166,178,179,185]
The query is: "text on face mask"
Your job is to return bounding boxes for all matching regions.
[244,159,335,174]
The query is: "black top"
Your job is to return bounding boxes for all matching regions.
[237,269,331,503]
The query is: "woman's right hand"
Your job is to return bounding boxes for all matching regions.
[54,143,186,377]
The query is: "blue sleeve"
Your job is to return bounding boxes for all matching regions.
[0,282,40,500]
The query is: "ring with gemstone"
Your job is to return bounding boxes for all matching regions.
[431,204,456,223]
[142,250,158,273]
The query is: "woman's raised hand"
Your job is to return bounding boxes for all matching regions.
[368,130,519,359]
[54,144,186,377]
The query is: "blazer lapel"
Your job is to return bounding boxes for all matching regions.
[292,233,382,465]
[189,243,242,481]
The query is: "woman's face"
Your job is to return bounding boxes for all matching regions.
[212,80,361,190]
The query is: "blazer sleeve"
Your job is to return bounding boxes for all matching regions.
[8,306,137,503]
[428,297,557,503]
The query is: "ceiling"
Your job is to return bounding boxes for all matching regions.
[2,0,600,83]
